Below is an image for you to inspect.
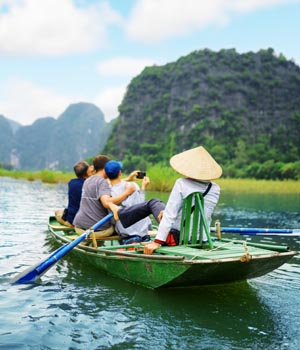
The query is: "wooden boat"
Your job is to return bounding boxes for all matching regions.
[47,192,297,289]
[211,221,300,252]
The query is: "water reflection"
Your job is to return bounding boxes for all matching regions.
[215,192,300,229]
[51,235,287,348]
[34,253,281,350]
[1,178,300,350]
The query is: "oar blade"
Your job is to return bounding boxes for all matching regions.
[11,213,113,284]
[11,242,71,284]
[11,261,45,284]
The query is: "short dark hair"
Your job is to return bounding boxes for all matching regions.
[73,161,89,178]
[93,155,110,172]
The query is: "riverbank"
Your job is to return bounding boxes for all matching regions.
[0,168,299,194]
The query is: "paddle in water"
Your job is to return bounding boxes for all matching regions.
[11,213,113,284]
[211,226,300,235]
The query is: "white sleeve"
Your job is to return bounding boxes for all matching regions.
[155,180,183,242]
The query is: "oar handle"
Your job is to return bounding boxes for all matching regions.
[211,227,299,235]
[92,213,113,231]
[36,213,114,273]
[12,212,113,284]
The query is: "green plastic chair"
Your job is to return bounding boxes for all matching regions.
[179,192,214,249]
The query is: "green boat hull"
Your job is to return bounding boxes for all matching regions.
[72,247,294,288]
[48,217,296,289]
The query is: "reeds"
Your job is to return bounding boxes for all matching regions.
[1,168,299,194]
[215,178,299,194]
[0,169,72,184]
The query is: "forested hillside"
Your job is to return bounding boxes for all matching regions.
[104,48,300,179]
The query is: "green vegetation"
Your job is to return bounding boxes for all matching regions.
[104,48,300,181]
[1,167,299,194]
[0,168,72,184]
[215,178,300,194]
[1,50,300,181]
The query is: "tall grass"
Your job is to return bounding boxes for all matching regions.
[1,167,299,194]
[0,168,72,184]
[215,178,300,194]
[146,164,180,192]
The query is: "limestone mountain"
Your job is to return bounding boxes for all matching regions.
[104,48,300,179]
[0,102,112,171]
[0,115,14,165]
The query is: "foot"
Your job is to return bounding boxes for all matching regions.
[157,210,164,222]
[108,202,120,221]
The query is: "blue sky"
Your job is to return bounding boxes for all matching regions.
[0,0,299,125]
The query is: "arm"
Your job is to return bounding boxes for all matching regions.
[144,180,183,255]
[136,176,150,202]
[141,176,150,191]
[100,183,136,208]
[124,170,139,182]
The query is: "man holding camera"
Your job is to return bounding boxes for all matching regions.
[104,160,155,244]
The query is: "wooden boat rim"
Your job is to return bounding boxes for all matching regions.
[48,223,297,263]
[73,245,296,263]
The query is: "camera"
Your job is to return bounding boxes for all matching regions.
[136,171,146,179]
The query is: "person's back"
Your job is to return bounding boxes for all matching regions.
[66,177,85,224]
[154,177,220,245]
[143,146,222,254]
[73,155,136,239]
[55,160,89,227]
[73,174,112,230]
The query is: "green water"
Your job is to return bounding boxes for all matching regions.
[0,178,299,350]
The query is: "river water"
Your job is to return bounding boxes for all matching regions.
[0,177,299,350]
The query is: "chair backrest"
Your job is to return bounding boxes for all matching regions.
[179,192,213,248]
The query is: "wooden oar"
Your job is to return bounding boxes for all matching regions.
[11,213,113,284]
[211,227,300,235]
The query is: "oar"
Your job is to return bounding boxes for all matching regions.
[11,213,113,284]
[211,227,300,235]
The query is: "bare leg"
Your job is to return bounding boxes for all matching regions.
[108,202,120,221]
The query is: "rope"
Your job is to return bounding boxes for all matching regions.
[240,242,252,262]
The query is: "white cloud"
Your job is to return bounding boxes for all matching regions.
[0,78,74,124]
[95,57,159,122]
[0,0,122,56]
[126,0,300,42]
[0,78,124,124]
[97,56,157,77]
[94,85,127,122]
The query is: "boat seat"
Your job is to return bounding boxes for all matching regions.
[66,233,121,247]
[179,192,214,249]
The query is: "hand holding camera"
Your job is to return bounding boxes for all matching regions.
[136,171,146,179]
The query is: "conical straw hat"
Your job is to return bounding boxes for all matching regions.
[170,146,222,180]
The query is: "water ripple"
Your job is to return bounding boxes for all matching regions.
[1,178,300,350]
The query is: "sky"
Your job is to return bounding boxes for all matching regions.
[0,0,300,125]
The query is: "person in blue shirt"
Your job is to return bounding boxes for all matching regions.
[55,160,91,227]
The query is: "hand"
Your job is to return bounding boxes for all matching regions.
[141,176,150,190]
[125,170,139,182]
[143,241,161,255]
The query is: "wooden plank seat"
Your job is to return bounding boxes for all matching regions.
[66,230,157,248]
[66,234,121,241]
[65,232,121,248]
